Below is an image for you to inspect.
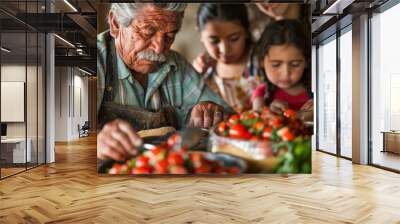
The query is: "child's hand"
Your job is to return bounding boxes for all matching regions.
[252,96,265,111]
[270,99,289,114]
[300,99,313,111]
[298,99,314,122]
[192,52,216,75]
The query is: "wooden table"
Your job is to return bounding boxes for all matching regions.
[381,131,400,154]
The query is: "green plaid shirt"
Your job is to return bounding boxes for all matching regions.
[97,31,232,128]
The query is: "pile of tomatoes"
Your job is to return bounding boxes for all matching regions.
[214,107,312,173]
[108,134,241,175]
[216,107,310,142]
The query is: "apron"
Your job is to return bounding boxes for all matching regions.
[97,37,178,131]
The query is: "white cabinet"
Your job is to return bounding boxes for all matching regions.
[1,138,32,163]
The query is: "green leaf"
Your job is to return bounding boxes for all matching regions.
[301,162,311,173]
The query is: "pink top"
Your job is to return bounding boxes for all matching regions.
[252,83,267,101]
[273,88,310,110]
[252,84,310,110]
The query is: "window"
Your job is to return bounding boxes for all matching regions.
[317,35,337,154]
[339,27,352,158]
[370,2,400,171]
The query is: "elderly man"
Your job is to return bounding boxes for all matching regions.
[97,3,232,161]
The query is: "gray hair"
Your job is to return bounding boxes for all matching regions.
[110,3,187,27]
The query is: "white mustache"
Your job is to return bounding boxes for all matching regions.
[136,50,166,62]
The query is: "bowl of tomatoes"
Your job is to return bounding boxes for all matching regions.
[209,107,312,173]
[100,133,247,175]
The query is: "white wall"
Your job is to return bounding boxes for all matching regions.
[1,64,46,164]
[55,67,68,141]
[54,67,89,141]
[1,65,37,137]
[74,73,89,131]
[1,65,26,139]
[171,3,203,62]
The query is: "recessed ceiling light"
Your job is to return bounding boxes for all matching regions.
[322,0,354,15]
[1,47,11,53]
[78,67,93,76]
[63,0,78,12]
[54,34,75,48]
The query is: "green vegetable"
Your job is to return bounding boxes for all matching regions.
[274,138,311,174]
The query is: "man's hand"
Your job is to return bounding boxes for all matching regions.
[270,99,289,114]
[97,119,143,161]
[192,52,216,75]
[189,102,226,129]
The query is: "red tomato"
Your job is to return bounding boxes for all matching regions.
[109,164,122,174]
[214,167,228,174]
[108,168,118,174]
[277,127,288,136]
[262,127,273,140]
[169,165,188,174]
[284,109,297,118]
[270,117,283,128]
[167,152,184,166]
[189,152,204,168]
[154,151,167,163]
[261,107,273,119]
[136,155,150,168]
[217,122,227,134]
[229,123,252,139]
[282,131,295,141]
[167,133,181,147]
[132,166,151,174]
[228,114,240,125]
[144,147,167,164]
[228,167,241,174]
[247,112,259,119]
[150,147,162,157]
[277,127,295,141]
[243,132,252,140]
[250,136,261,141]
[195,165,211,174]
[254,121,265,132]
[155,160,169,174]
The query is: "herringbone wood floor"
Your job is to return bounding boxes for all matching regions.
[1,167,25,177]
[0,135,399,224]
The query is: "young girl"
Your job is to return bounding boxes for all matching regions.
[252,19,313,120]
[192,4,259,113]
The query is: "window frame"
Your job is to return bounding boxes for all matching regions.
[315,19,353,161]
